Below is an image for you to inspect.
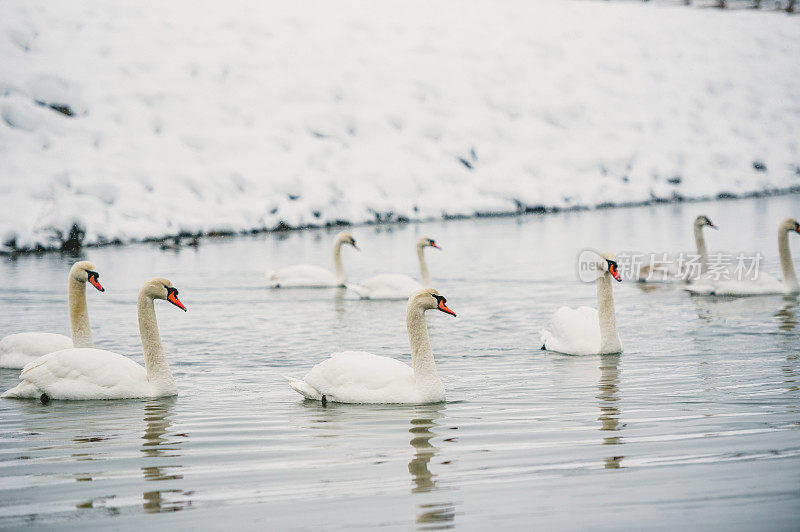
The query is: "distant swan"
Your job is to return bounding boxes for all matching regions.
[350,236,441,300]
[636,215,717,283]
[3,278,187,400]
[267,231,358,288]
[0,261,104,369]
[683,217,800,296]
[285,288,456,403]
[541,252,623,355]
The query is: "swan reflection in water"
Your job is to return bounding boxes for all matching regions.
[140,398,191,513]
[408,404,456,530]
[598,354,623,469]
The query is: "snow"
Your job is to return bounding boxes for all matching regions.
[0,0,798,251]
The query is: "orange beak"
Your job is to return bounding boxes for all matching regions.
[168,291,187,311]
[88,273,104,292]
[609,264,622,282]
[430,243,441,250]
[438,300,456,317]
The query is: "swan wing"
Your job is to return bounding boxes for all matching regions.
[300,350,416,403]
[350,274,422,300]
[3,348,150,400]
[541,306,602,355]
[267,264,339,287]
[0,332,72,369]
[684,271,786,296]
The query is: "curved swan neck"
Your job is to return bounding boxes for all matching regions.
[137,292,175,392]
[417,245,431,286]
[407,306,438,381]
[778,228,799,291]
[694,224,708,274]
[596,272,621,353]
[333,240,346,284]
[68,278,92,348]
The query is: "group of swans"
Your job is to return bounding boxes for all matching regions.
[1,215,796,405]
[266,231,441,300]
[2,271,187,401]
[636,216,800,296]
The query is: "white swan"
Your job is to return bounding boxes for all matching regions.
[0,261,105,369]
[541,252,623,355]
[350,236,441,300]
[267,231,358,288]
[683,217,800,296]
[2,278,186,401]
[636,215,717,282]
[285,288,456,403]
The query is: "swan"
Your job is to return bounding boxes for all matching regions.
[636,215,717,282]
[683,217,800,296]
[267,231,359,288]
[0,261,105,369]
[541,252,623,355]
[285,288,456,403]
[2,278,187,401]
[350,236,441,300]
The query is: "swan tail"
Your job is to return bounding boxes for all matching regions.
[1,380,40,399]
[345,284,369,299]
[284,376,323,400]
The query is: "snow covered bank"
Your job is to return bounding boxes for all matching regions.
[1,0,799,251]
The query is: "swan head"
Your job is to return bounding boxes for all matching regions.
[409,288,456,317]
[780,217,800,235]
[417,236,441,250]
[334,231,359,251]
[695,215,717,230]
[141,278,187,311]
[69,261,104,292]
[600,252,622,282]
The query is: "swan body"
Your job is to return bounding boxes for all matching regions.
[286,288,456,404]
[683,218,800,296]
[541,252,623,355]
[351,237,440,300]
[3,278,186,400]
[0,261,104,369]
[636,215,716,283]
[267,231,358,288]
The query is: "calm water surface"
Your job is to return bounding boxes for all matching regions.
[1,195,799,530]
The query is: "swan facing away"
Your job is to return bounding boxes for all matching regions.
[636,215,717,283]
[3,278,186,401]
[285,288,456,404]
[541,252,623,355]
[267,231,358,288]
[350,237,441,300]
[0,261,105,369]
[683,217,800,296]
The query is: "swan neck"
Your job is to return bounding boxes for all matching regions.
[407,306,438,381]
[68,278,92,348]
[778,228,799,291]
[137,292,175,392]
[694,224,708,274]
[417,245,431,286]
[333,240,346,284]
[596,273,621,353]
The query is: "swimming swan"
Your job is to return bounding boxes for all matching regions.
[0,261,105,369]
[636,215,717,283]
[285,288,456,403]
[541,252,623,355]
[2,278,187,401]
[267,231,358,288]
[683,217,800,296]
[350,237,441,300]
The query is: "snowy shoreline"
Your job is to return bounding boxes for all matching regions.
[4,187,797,255]
[1,0,799,253]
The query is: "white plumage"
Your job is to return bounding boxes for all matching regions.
[0,333,72,370]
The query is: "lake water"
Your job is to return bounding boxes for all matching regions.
[1,194,799,530]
